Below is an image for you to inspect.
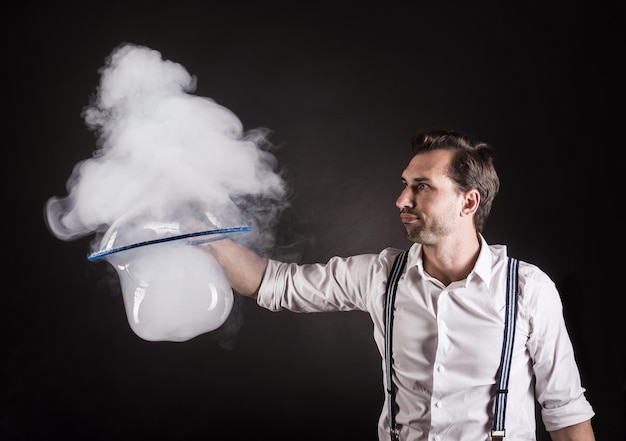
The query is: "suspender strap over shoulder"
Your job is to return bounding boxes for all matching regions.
[384,249,409,441]
[384,251,520,441]
[491,256,520,440]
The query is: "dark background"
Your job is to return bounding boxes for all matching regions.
[4,1,622,440]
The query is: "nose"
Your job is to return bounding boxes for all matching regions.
[396,187,414,209]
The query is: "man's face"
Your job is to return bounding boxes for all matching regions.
[396,149,465,245]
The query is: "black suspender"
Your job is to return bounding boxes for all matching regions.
[384,249,409,441]
[490,256,520,440]
[383,250,520,441]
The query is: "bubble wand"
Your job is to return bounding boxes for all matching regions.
[87,226,252,261]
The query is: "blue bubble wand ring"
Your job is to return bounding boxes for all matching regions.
[87,226,252,262]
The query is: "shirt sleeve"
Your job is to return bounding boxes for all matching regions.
[520,262,595,431]
[257,252,394,313]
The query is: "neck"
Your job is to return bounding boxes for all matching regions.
[421,233,481,286]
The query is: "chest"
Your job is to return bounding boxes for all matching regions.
[389,275,528,376]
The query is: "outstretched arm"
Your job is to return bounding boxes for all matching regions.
[549,419,595,441]
[201,238,268,298]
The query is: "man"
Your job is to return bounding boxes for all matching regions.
[202,130,595,440]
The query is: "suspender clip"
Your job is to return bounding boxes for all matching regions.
[390,428,400,441]
[490,429,505,439]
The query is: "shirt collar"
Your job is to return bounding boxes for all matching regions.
[405,234,494,288]
[472,234,493,288]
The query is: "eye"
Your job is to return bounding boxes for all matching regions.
[416,183,429,191]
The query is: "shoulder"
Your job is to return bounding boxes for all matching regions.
[485,242,556,294]
[379,246,406,261]
[514,260,564,323]
[515,259,557,295]
[483,241,561,310]
[377,246,409,272]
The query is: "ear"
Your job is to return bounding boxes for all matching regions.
[461,189,480,217]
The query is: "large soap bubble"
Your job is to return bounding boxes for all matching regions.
[90,209,247,342]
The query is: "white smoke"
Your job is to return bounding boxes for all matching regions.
[44,43,290,343]
[45,42,288,253]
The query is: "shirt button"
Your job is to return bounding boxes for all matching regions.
[434,436,441,441]
[437,365,445,372]
[436,400,443,408]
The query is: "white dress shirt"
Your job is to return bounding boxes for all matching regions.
[257,236,594,440]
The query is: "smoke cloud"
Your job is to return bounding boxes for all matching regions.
[45,42,288,252]
[44,43,290,342]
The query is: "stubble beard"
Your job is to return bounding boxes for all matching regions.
[404,224,429,245]
[404,215,453,246]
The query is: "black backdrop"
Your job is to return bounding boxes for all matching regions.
[4,2,622,440]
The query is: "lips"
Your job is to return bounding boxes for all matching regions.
[400,212,418,223]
